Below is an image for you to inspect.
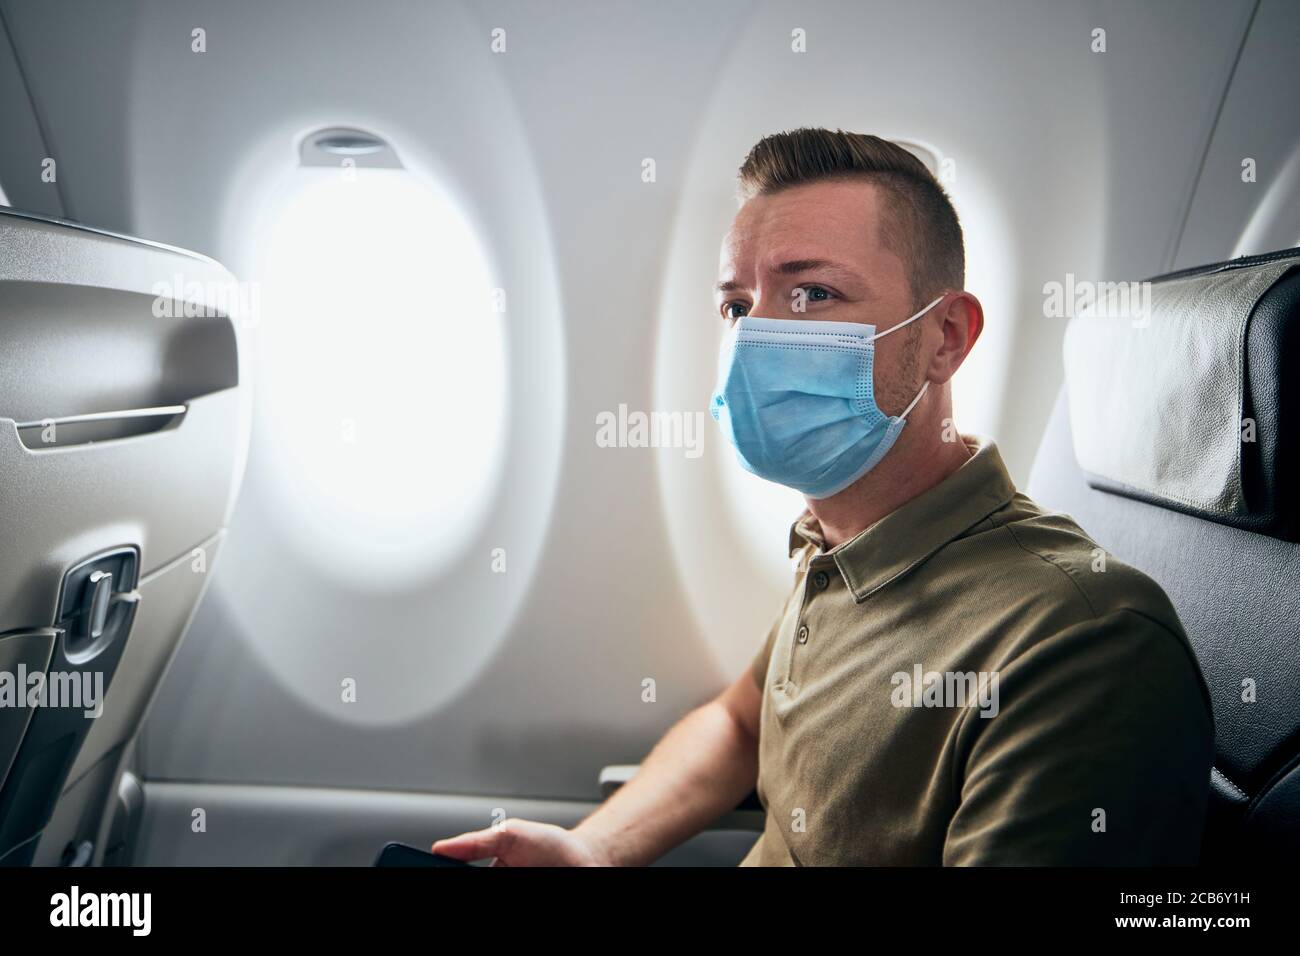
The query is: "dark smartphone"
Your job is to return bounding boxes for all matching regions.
[374,842,473,868]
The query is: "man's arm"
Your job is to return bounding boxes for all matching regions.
[944,608,1214,865]
[431,668,763,866]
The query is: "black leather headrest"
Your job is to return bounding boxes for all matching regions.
[1239,254,1300,541]
[1062,247,1300,541]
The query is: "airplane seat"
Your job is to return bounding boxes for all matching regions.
[0,208,248,866]
[1027,246,1300,864]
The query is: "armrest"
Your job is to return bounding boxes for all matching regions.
[598,764,640,799]
[598,764,764,831]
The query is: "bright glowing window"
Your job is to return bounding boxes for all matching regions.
[250,166,506,589]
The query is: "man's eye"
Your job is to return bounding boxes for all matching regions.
[801,285,834,302]
[723,301,749,320]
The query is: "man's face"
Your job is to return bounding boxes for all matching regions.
[715,179,924,417]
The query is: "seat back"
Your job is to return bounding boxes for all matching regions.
[1028,247,1300,863]
[0,208,248,865]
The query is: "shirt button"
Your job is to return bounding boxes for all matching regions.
[813,571,830,590]
[797,624,809,644]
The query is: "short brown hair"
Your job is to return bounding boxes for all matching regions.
[737,128,965,309]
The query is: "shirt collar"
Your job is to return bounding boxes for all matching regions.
[787,435,1017,603]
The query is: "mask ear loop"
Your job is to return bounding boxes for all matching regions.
[898,380,930,420]
[871,294,943,421]
[867,294,946,343]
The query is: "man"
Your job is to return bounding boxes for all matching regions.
[434,128,1214,866]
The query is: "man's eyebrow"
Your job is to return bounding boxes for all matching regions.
[772,258,863,283]
[715,258,865,295]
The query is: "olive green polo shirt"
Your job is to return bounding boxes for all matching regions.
[742,436,1214,866]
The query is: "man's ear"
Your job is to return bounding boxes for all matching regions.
[927,292,983,385]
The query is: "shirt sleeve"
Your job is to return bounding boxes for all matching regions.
[943,608,1214,865]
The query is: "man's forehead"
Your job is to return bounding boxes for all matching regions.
[720,180,890,274]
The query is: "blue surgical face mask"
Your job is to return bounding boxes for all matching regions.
[709,295,943,499]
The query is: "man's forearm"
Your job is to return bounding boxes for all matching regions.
[573,698,759,866]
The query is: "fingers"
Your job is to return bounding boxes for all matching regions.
[431,826,505,862]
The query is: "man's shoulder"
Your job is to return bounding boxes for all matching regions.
[958,490,1186,641]
[950,490,1214,742]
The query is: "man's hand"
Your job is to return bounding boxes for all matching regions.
[432,819,608,867]
[432,668,762,867]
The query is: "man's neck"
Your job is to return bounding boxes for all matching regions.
[806,432,973,549]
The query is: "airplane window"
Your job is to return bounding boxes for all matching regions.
[194,119,563,727]
[249,164,506,589]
